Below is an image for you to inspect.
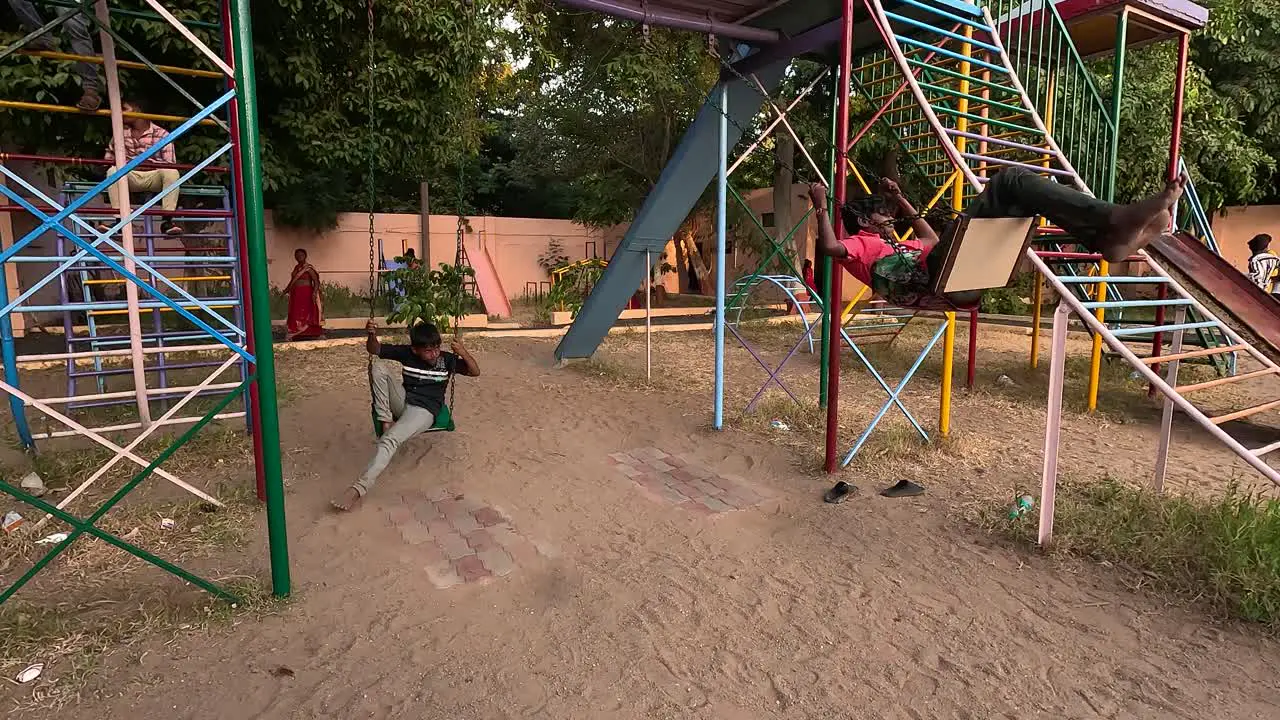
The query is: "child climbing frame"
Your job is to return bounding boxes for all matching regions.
[0,0,290,603]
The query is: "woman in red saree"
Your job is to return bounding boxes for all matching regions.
[284,248,324,340]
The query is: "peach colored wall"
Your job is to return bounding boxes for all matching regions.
[1211,206,1280,273]
[264,211,610,299]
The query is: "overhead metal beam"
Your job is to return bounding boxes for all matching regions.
[556,0,781,43]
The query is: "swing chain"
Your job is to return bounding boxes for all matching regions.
[365,0,378,320]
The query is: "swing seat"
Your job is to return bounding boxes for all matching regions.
[371,403,455,438]
[930,215,1038,298]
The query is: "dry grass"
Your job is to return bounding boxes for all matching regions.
[0,423,273,712]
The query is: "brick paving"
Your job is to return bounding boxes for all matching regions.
[387,488,542,589]
[608,448,766,513]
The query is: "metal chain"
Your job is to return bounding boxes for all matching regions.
[365,0,378,320]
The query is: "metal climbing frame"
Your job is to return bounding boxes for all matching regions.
[0,0,288,603]
[854,0,1280,543]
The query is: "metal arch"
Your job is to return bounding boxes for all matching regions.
[729,274,819,354]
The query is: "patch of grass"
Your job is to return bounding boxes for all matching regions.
[0,577,284,712]
[987,477,1280,628]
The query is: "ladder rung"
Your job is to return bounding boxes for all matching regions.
[1252,439,1280,458]
[1211,398,1280,425]
[1058,276,1168,284]
[1111,320,1220,338]
[897,0,986,22]
[1081,299,1194,310]
[895,36,1009,74]
[1176,367,1278,394]
[885,14,1002,54]
[961,153,1072,177]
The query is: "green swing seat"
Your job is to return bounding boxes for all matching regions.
[371,402,455,438]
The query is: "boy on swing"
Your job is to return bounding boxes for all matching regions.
[808,165,1185,306]
[331,320,480,511]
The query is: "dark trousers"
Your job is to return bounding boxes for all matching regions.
[8,0,99,92]
[927,168,1116,284]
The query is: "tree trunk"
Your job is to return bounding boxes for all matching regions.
[773,130,795,262]
[680,218,712,296]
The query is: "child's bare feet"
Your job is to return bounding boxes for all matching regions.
[331,487,362,512]
[1100,178,1184,262]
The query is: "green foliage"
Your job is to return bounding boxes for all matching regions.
[995,477,1280,628]
[508,7,719,226]
[537,238,569,275]
[384,261,477,331]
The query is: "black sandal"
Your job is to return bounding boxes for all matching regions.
[823,480,855,504]
[880,479,925,498]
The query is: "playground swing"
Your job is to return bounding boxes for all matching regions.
[361,0,467,438]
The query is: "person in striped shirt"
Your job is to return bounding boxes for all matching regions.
[1247,234,1279,294]
[101,100,183,235]
[333,320,480,511]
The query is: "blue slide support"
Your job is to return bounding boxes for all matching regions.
[554,59,791,361]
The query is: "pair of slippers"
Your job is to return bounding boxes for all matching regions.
[823,479,925,504]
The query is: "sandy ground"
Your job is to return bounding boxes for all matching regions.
[7,322,1280,719]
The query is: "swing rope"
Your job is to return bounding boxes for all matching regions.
[364,0,464,435]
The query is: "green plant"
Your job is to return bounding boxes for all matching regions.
[384,262,478,331]
[538,238,570,276]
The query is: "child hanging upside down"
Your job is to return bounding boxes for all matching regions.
[808,166,1185,307]
[331,320,480,511]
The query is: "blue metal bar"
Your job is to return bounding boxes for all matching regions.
[2,146,231,315]
[1081,299,1195,310]
[896,0,989,30]
[10,255,236,263]
[0,91,234,262]
[0,268,33,447]
[894,36,1008,73]
[1111,320,1221,338]
[0,184,253,360]
[884,11,1001,53]
[1057,276,1169,284]
[713,82,728,430]
[840,320,950,466]
[836,327,927,437]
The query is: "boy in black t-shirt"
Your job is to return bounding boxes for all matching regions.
[332,321,479,511]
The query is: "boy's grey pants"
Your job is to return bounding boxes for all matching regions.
[352,359,436,497]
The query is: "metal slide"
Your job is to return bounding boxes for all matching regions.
[554,57,791,360]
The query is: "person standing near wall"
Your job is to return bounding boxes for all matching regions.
[1247,234,1280,295]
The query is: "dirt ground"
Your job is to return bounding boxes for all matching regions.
[6,320,1280,719]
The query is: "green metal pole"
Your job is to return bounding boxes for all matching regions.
[1106,10,1128,203]
[229,0,291,597]
[819,64,838,408]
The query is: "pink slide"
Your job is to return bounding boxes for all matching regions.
[466,239,512,318]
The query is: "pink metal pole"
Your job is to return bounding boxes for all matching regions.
[1151,33,1190,397]
[1038,303,1070,546]
[1153,307,1186,493]
[824,0,855,473]
[96,0,151,427]
[222,0,267,501]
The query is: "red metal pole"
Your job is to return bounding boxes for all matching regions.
[222,0,266,500]
[1150,32,1189,395]
[967,307,977,388]
[824,0,855,473]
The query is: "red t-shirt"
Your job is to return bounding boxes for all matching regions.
[837,230,924,286]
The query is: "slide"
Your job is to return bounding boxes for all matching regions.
[466,239,512,319]
[1147,232,1280,359]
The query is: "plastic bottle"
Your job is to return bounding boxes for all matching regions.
[1008,494,1035,519]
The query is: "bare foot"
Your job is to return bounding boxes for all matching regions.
[331,487,362,512]
[1100,178,1185,262]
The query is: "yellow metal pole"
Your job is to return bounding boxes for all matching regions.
[941,26,972,437]
[941,312,955,435]
[1030,273,1043,367]
[1086,260,1109,411]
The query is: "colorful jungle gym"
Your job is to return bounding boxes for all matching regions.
[554,0,1280,542]
[0,0,289,603]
